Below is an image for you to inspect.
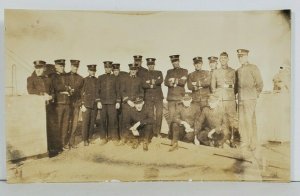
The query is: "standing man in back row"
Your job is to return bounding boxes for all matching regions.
[211,52,237,127]
[187,57,211,110]
[134,55,148,78]
[164,55,188,133]
[142,58,164,138]
[236,49,263,152]
[66,59,84,149]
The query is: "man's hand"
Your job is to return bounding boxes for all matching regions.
[116,103,120,109]
[194,136,200,146]
[97,102,102,109]
[131,129,140,136]
[146,80,151,84]
[151,79,156,84]
[127,100,135,107]
[208,129,216,139]
[81,105,87,112]
[168,78,175,85]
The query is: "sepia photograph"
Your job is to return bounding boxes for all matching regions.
[5,9,291,183]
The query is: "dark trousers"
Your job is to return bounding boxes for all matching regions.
[130,124,153,143]
[46,103,60,153]
[197,129,229,147]
[167,100,181,127]
[121,103,134,140]
[68,104,80,146]
[145,99,163,135]
[99,104,119,140]
[82,107,97,142]
[55,104,70,148]
[171,123,195,143]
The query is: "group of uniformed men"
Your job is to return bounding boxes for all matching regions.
[27,49,263,157]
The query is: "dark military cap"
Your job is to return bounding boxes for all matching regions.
[33,60,46,68]
[112,63,120,70]
[70,59,80,67]
[54,59,66,66]
[169,55,180,62]
[133,96,144,104]
[208,56,218,63]
[193,57,203,64]
[133,55,143,61]
[128,63,138,70]
[237,49,249,56]
[103,61,113,68]
[182,92,192,101]
[87,64,97,71]
[220,52,228,57]
[146,58,156,65]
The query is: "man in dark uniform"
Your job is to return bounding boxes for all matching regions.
[127,96,154,151]
[195,94,230,148]
[134,55,148,78]
[187,57,211,110]
[81,64,98,146]
[52,59,72,151]
[164,55,188,132]
[66,60,84,149]
[112,63,128,139]
[96,61,121,145]
[236,49,263,152]
[211,52,237,130]
[120,63,144,145]
[168,92,201,152]
[142,58,164,138]
[44,63,56,77]
[27,60,57,157]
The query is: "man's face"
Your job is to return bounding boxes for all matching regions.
[88,70,96,76]
[238,55,248,65]
[35,67,44,76]
[135,102,144,111]
[105,67,112,74]
[70,65,78,73]
[194,62,203,71]
[55,64,64,73]
[147,64,155,71]
[182,99,192,107]
[129,69,137,76]
[209,62,217,70]
[113,69,120,76]
[172,60,180,68]
[219,55,229,67]
[134,61,142,68]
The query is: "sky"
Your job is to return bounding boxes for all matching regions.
[5,10,291,96]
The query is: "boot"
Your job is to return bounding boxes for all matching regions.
[169,141,178,152]
[143,142,148,151]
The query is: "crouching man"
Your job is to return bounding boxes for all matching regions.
[128,96,154,151]
[169,92,201,152]
[194,94,230,148]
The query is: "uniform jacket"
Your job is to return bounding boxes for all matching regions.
[27,72,54,96]
[142,70,164,101]
[52,72,71,105]
[137,66,148,78]
[195,106,229,135]
[172,103,201,128]
[66,72,84,106]
[236,63,264,100]
[96,73,121,104]
[116,71,129,99]
[187,70,211,102]
[81,76,98,109]
[128,106,154,129]
[164,68,188,101]
[211,66,236,101]
[121,75,144,103]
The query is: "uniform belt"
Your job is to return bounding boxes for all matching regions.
[217,84,234,88]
